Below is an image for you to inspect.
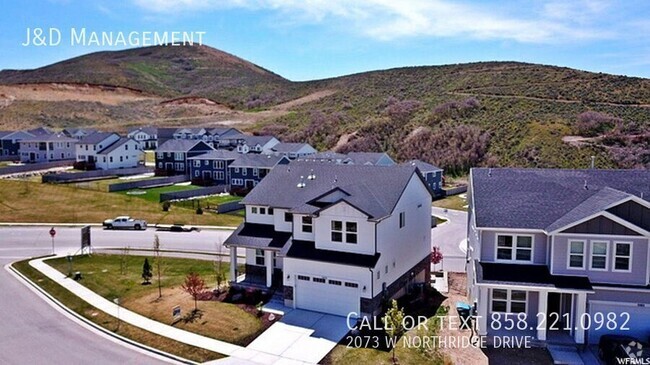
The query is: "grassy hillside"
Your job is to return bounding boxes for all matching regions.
[1,48,648,172]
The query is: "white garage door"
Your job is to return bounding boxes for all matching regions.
[295,274,360,317]
[588,301,650,343]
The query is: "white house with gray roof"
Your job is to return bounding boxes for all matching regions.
[95,138,142,170]
[19,133,76,163]
[265,142,316,159]
[76,132,120,164]
[225,162,432,318]
[467,168,650,345]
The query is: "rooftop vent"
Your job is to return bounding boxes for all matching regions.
[488,168,492,177]
[584,180,589,190]
[297,176,306,189]
[307,169,316,180]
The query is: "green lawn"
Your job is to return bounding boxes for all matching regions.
[432,194,468,212]
[47,254,262,346]
[12,257,224,363]
[117,184,199,203]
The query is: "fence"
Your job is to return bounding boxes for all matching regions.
[0,160,74,176]
[42,166,153,183]
[159,185,230,203]
[216,200,243,213]
[443,185,468,196]
[107,175,188,192]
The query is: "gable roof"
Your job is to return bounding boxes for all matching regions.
[471,168,650,230]
[79,132,118,145]
[299,152,352,164]
[156,139,212,153]
[0,130,34,140]
[209,127,242,137]
[347,152,395,166]
[242,161,427,220]
[403,159,442,172]
[98,138,136,155]
[187,150,239,160]
[156,127,178,139]
[62,128,97,136]
[270,142,315,153]
[26,127,53,136]
[127,126,157,136]
[20,133,76,143]
[229,154,287,168]
[238,134,278,147]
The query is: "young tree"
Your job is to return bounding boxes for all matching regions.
[182,272,207,312]
[431,246,444,272]
[382,299,406,364]
[214,241,226,293]
[153,235,163,298]
[120,246,130,275]
[141,258,152,285]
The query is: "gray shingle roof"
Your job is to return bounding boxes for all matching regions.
[187,150,239,160]
[98,138,134,155]
[403,159,442,172]
[79,132,118,145]
[240,135,278,146]
[128,126,157,135]
[156,139,211,153]
[347,152,395,165]
[20,133,76,143]
[271,142,314,153]
[26,127,53,136]
[471,168,650,230]
[477,262,593,290]
[286,240,381,267]
[224,223,291,250]
[242,161,423,220]
[229,154,286,168]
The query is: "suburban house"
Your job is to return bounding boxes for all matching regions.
[94,138,142,170]
[209,127,243,148]
[26,127,53,136]
[0,130,34,157]
[155,140,214,175]
[127,127,158,150]
[76,132,120,164]
[173,127,207,140]
[347,152,396,166]
[467,168,650,345]
[266,142,317,159]
[228,154,290,190]
[187,149,239,185]
[224,162,433,318]
[62,128,97,140]
[156,127,178,147]
[234,135,280,154]
[19,133,77,163]
[300,152,353,165]
[403,160,444,196]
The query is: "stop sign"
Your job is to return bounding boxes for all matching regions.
[49,227,56,237]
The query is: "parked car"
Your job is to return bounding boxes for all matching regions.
[103,216,147,230]
[599,334,650,365]
[154,223,200,232]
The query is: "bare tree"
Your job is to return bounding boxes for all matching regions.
[214,239,226,294]
[153,235,163,299]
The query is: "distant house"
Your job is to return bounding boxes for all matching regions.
[19,133,76,163]
[127,127,158,150]
[235,135,280,154]
[229,154,290,190]
[347,152,395,166]
[95,138,142,170]
[156,127,178,147]
[76,132,120,164]
[0,131,34,158]
[300,151,353,165]
[187,150,239,185]
[266,143,317,159]
[173,128,207,140]
[403,160,444,196]
[214,129,247,149]
[26,127,53,136]
[62,128,97,140]
[155,140,214,175]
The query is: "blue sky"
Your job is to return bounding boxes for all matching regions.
[1,0,649,81]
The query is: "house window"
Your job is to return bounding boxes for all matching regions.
[157,152,163,159]
[109,156,113,163]
[194,160,200,167]
[613,242,632,272]
[496,234,533,262]
[301,216,313,233]
[385,265,388,274]
[158,162,162,168]
[251,207,258,214]
[328,280,342,286]
[331,220,343,242]
[591,241,608,270]
[255,249,265,266]
[174,152,184,161]
[260,207,266,215]
[268,208,274,215]
[331,221,357,243]
[345,282,359,288]
[399,212,406,228]
[232,178,243,185]
[242,169,247,176]
[204,160,209,166]
[346,222,358,243]
[568,240,585,269]
[120,156,123,162]
[297,275,310,281]
[234,167,240,173]
[253,168,259,176]
[175,162,185,171]
[195,171,199,177]
[284,212,292,222]
[491,289,526,313]
[216,171,224,180]
[376,271,380,280]
[313,277,325,283]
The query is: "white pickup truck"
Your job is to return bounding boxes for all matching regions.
[103,216,147,230]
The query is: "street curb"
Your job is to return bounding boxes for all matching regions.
[5,260,197,365]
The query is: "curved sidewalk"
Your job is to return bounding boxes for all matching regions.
[28,256,310,365]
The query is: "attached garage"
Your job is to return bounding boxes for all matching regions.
[588,301,650,343]
[294,274,361,317]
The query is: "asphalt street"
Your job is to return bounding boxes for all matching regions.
[431,207,468,272]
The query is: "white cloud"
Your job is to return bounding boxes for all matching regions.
[131,0,628,43]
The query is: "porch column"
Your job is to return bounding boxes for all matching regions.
[477,286,488,335]
[264,250,273,288]
[229,246,237,281]
[574,293,587,344]
[537,291,548,341]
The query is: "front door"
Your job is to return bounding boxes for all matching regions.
[29,152,35,162]
[548,293,571,330]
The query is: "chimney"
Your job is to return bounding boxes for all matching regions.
[584,180,589,190]
[590,156,595,169]
[488,168,492,177]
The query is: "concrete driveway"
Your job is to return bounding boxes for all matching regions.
[431,207,468,272]
[246,309,350,364]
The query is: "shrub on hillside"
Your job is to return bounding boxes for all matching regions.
[383,97,423,123]
[575,111,622,137]
[431,97,481,121]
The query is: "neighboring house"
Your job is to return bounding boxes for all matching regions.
[187,150,239,185]
[215,130,247,150]
[224,162,433,318]
[266,143,317,159]
[0,131,34,157]
[156,127,178,147]
[95,138,142,170]
[19,133,76,163]
[209,127,243,148]
[234,135,280,154]
[25,127,53,136]
[76,132,120,164]
[228,154,290,190]
[173,128,207,140]
[403,160,444,196]
[467,168,650,345]
[299,151,353,165]
[347,152,396,166]
[127,127,158,150]
[62,128,97,140]
[155,140,214,175]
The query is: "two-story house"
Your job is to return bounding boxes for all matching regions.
[127,127,158,150]
[234,135,280,154]
[403,160,444,196]
[0,130,34,157]
[76,132,120,164]
[95,138,142,170]
[62,128,97,140]
[228,154,290,190]
[173,128,207,140]
[155,140,214,175]
[467,168,650,345]
[19,133,77,163]
[265,143,317,160]
[187,150,239,185]
[225,162,433,318]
